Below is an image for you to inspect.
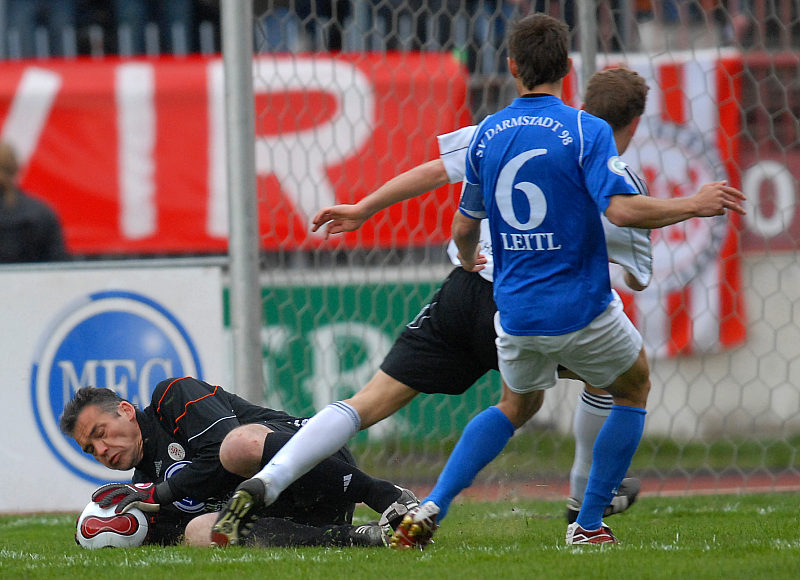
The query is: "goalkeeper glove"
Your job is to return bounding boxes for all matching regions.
[92,482,161,514]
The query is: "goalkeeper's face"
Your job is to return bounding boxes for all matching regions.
[72,401,144,470]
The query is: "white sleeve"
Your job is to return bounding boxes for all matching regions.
[603,217,653,289]
[437,125,477,184]
[446,219,495,283]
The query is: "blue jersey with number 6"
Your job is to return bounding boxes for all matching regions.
[460,94,637,336]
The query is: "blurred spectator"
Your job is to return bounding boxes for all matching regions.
[255,1,299,52]
[408,1,462,51]
[362,0,416,51]
[527,0,575,28]
[475,1,518,74]
[255,1,350,52]
[298,0,351,51]
[0,143,69,263]
[362,1,517,74]
[4,0,78,58]
[368,1,479,50]
[111,0,195,55]
[634,0,737,51]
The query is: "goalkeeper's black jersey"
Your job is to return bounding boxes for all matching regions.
[132,377,305,533]
[131,376,361,545]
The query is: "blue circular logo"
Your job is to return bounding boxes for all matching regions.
[164,461,206,513]
[31,290,203,484]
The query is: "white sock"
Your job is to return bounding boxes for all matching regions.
[254,401,361,504]
[569,389,613,503]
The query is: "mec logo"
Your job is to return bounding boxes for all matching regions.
[31,290,203,483]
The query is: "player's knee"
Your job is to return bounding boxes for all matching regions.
[183,513,216,547]
[607,355,651,408]
[633,376,651,406]
[497,390,544,428]
[519,390,545,425]
[614,378,650,408]
[219,424,271,476]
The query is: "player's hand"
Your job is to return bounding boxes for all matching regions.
[693,181,747,217]
[457,249,487,273]
[92,482,161,514]
[311,204,370,237]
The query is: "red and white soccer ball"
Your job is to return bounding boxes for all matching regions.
[75,501,149,549]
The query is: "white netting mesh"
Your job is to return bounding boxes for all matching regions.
[250,1,800,494]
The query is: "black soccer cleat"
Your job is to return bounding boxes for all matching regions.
[211,478,265,546]
[349,522,390,547]
[378,486,420,533]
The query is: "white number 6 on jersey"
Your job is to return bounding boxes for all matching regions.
[496,148,548,231]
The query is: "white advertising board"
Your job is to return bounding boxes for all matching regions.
[0,265,225,513]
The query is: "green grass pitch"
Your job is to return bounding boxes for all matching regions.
[2,493,799,579]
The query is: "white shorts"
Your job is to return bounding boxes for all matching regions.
[495,292,643,393]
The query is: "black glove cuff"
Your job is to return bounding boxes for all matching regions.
[154,481,174,504]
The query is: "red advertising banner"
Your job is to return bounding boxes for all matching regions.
[0,54,470,254]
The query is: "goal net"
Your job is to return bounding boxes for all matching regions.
[250,1,800,497]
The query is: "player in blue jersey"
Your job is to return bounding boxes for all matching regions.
[390,14,746,548]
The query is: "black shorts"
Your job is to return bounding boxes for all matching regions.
[255,424,357,526]
[380,267,498,395]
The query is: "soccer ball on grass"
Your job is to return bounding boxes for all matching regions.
[75,501,150,549]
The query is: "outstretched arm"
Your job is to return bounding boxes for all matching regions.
[451,211,484,272]
[311,159,449,236]
[605,181,746,229]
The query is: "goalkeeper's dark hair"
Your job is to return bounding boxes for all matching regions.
[583,67,649,131]
[60,387,126,436]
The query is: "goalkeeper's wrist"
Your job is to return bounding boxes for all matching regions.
[154,481,174,504]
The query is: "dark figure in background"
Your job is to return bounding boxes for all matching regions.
[0,142,69,263]
[255,1,350,52]
[4,0,78,57]
[111,0,195,54]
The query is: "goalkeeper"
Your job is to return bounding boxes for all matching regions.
[60,377,418,547]
[212,67,663,546]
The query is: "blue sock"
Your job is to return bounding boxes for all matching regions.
[577,404,646,531]
[425,406,515,521]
